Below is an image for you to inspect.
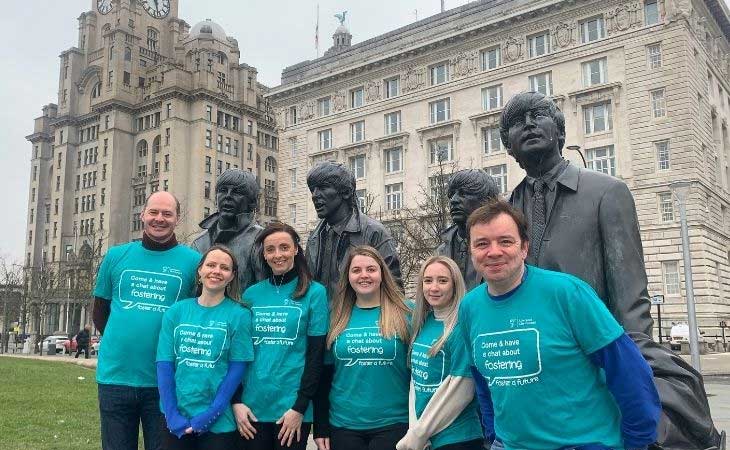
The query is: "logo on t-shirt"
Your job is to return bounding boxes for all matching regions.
[474,328,542,387]
[119,270,183,312]
[411,342,446,394]
[174,324,228,369]
[334,326,397,367]
[251,305,302,346]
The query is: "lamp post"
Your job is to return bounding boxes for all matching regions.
[565,144,587,168]
[669,180,701,371]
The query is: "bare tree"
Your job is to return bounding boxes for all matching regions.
[0,256,24,352]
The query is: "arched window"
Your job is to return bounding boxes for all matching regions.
[109,45,114,61]
[137,140,148,158]
[124,47,132,61]
[147,28,158,51]
[265,156,277,172]
[152,136,161,153]
[91,82,102,98]
[217,51,227,65]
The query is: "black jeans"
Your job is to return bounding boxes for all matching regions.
[75,344,89,358]
[436,438,485,450]
[241,421,311,450]
[98,383,163,450]
[163,429,241,450]
[330,423,408,450]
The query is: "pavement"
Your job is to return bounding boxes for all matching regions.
[3,351,730,446]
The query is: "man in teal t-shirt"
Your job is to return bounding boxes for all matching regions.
[93,192,200,450]
[241,276,329,424]
[458,201,659,450]
[157,297,254,434]
[411,316,482,449]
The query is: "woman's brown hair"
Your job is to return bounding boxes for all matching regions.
[255,221,312,299]
[195,244,241,302]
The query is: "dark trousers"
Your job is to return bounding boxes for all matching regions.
[242,421,311,450]
[98,383,164,450]
[436,438,484,450]
[330,423,408,450]
[75,344,89,358]
[163,429,241,450]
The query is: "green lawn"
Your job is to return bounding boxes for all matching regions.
[0,357,104,450]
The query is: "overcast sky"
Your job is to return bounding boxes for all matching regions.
[0,0,728,262]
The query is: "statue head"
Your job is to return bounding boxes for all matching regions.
[307,162,357,223]
[448,169,500,231]
[500,92,566,171]
[215,169,259,220]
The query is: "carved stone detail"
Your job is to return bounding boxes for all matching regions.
[553,23,575,49]
[332,90,347,112]
[274,108,287,130]
[606,3,642,35]
[667,0,692,21]
[365,80,381,102]
[503,37,523,63]
[299,99,315,121]
[450,51,479,78]
[402,65,426,93]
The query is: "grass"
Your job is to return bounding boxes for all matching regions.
[0,357,104,450]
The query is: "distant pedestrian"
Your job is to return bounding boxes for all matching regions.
[75,325,91,359]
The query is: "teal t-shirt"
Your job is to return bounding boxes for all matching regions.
[329,305,410,430]
[458,266,625,450]
[242,278,329,423]
[411,313,482,449]
[93,241,200,387]
[157,297,254,433]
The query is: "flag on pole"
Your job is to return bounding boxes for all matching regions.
[315,4,320,57]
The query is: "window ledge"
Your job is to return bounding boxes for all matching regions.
[568,82,623,107]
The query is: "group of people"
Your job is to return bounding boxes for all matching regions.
[91,92,722,450]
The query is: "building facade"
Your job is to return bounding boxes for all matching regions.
[24,0,279,335]
[268,0,730,336]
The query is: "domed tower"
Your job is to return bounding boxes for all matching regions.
[325,12,352,56]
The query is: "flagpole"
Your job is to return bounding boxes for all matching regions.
[315,4,320,58]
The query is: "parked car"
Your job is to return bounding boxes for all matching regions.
[91,337,101,355]
[669,323,706,351]
[36,335,70,354]
[63,335,100,354]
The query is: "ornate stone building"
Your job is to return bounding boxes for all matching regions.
[24,0,278,335]
[268,0,730,336]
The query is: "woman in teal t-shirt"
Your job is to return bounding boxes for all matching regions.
[314,245,412,450]
[397,256,483,450]
[156,244,254,450]
[233,222,329,450]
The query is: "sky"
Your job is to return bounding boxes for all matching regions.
[0,0,728,262]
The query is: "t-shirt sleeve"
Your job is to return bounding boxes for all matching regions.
[93,250,115,300]
[229,306,254,362]
[308,284,329,336]
[447,322,472,378]
[564,278,625,355]
[156,306,177,362]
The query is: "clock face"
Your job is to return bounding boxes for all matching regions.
[142,0,170,19]
[97,0,113,15]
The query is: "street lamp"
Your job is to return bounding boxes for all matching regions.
[669,180,701,371]
[565,144,587,168]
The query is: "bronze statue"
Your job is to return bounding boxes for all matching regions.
[436,169,500,290]
[192,169,263,292]
[501,91,722,450]
[305,162,402,298]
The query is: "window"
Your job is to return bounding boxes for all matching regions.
[101,188,105,205]
[166,103,172,118]
[480,46,501,70]
[430,63,449,85]
[429,99,450,123]
[319,129,332,150]
[216,160,223,175]
[656,141,671,170]
[123,71,131,86]
[384,111,401,135]
[429,138,453,164]
[164,154,170,171]
[662,261,680,295]
[482,85,502,111]
[384,147,402,173]
[92,82,102,98]
[165,128,170,145]
[350,87,364,108]
[205,129,212,148]
[351,121,365,142]
[233,140,239,156]
[247,143,253,160]
[645,0,659,25]
[247,120,253,135]
[56,176,60,191]
[356,189,367,211]
[384,77,399,98]
[385,183,403,211]
[108,70,113,86]
[484,164,507,194]
[350,154,366,178]
[204,181,211,199]
[529,72,553,96]
[205,156,212,173]
[647,43,662,69]
[59,130,64,144]
[659,192,674,221]
[318,97,331,116]
[582,58,607,86]
[265,156,277,172]
[651,89,666,118]
[54,199,59,215]
[482,126,502,154]
[583,102,613,134]
[586,145,616,176]
[528,32,551,58]
[147,28,158,51]
[429,174,451,202]
[580,17,605,43]
[289,106,297,125]
[289,204,297,224]
[289,168,297,191]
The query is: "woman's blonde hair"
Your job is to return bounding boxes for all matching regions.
[411,256,466,356]
[327,245,410,349]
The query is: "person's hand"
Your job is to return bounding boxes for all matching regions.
[315,437,330,450]
[233,403,258,439]
[184,427,193,435]
[276,409,304,447]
